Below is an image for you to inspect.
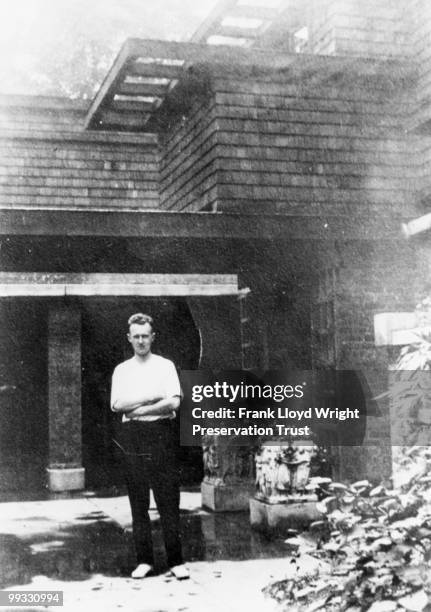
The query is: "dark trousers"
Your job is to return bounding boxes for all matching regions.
[116,420,183,568]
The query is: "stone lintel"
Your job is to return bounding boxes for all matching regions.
[0,272,239,297]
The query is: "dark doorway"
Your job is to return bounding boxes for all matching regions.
[80,297,202,490]
[0,299,48,497]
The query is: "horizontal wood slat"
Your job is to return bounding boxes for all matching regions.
[97,110,151,130]
[111,100,155,113]
[0,208,412,240]
[127,62,184,80]
[118,82,169,97]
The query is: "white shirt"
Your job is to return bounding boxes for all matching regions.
[110,353,181,422]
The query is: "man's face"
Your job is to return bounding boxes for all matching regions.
[128,322,154,357]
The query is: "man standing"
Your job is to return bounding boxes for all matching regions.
[111,313,188,580]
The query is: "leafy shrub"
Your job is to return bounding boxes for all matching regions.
[263,453,431,610]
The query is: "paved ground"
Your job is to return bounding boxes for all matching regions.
[0,490,295,612]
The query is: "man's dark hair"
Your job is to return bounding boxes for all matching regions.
[127,313,155,332]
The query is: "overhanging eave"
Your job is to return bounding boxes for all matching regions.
[85,37,410,133]
[0,209,411,241]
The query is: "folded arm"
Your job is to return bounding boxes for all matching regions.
[111,359,181,418]
[111,395,164,414]
[127,395,181,419]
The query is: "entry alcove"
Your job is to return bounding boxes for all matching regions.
[80,296,203,490]
[0,298,48,497]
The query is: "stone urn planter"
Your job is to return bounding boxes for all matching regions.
[250,441,324,534]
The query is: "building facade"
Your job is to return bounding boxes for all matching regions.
[0,0,429,499]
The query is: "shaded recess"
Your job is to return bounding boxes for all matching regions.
[80,297,202,488]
